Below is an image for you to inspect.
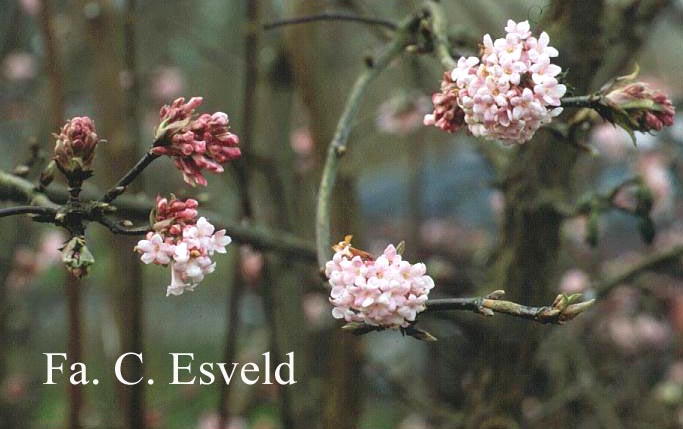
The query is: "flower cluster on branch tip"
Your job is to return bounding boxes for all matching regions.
[424,20,565,144]
[326,236,435,328]
[135,195,231,296]
[591,66,675,144]
[27,96,241,284]
[152,97,241,186]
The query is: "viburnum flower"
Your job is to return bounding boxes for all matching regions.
[53,116,102,176]
[424,20,566,144]
[603,82,675,133]
[135,195,231,296]
[152,97,241,186]
[325,236,435,328]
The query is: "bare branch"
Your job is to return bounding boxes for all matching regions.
[424,290,595,324]
[100,151,159,203]
[263,12,397,31]
[595,244,683,298]
[316,14,419,267]
[0,205,57,219]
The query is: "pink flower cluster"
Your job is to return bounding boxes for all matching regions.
[605,82,675,132]
[425,20,566,144]
[325,237,435,328]
[54,116,101,173]
[135,195,231,296]
[152,97,241,186]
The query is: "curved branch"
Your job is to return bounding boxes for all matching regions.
[315,14,419,267]
[595,244,683,298]
[0,205,57,219]
[424,1,457,69]
[263,13,397,31]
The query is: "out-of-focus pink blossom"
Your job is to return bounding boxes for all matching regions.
[326,236,435,328]
[398,414,431,429]
[1,374,27,403]
[20,0,40,15]
[377,92,431,135]
[590,124,631,159]
[3,52,37,81]
[135,195,231,296]
[290,127,315,156]
[38,230,66,267]
[489,190,505,218]
[5,231,66,289]
[153,97,241,186]
[151,67,185,100]
[240,246,263,284]
[302,293,329,327]
[425,20,566,144]
[606,313,671,353]
[559,269,590,294]
[197,412,247,429]
[53,116,101,174]
[637,153,672,214]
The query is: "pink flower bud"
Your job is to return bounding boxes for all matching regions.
[53,117,101,175]
[153,97,241,186]
[604,82,675,133]
[424,72,466,133]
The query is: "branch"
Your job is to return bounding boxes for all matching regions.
[315,14,419,267]
[423,1,457,69]
[595,244,683,298]
[95,216,149,235]
[0,205,57,219]
[100,151,159,203]
[424,290,595,325]
[0,170,58,209]
[0,168,317,261]
[263,12,397,31]
[560,95,602,109]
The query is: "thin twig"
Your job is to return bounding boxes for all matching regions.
[96,216,149,235]
[315,14,418,267]
[263,12,397,31]
[594,244,683,298]
[0,205,56,219]
[561,95,601,109]
[424,290,594,324]
[423,1,457,69]
[0,169,317,261]
[100,151,159,203]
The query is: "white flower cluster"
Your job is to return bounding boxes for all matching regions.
[326,241,435,328]
[136,207,231,296]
